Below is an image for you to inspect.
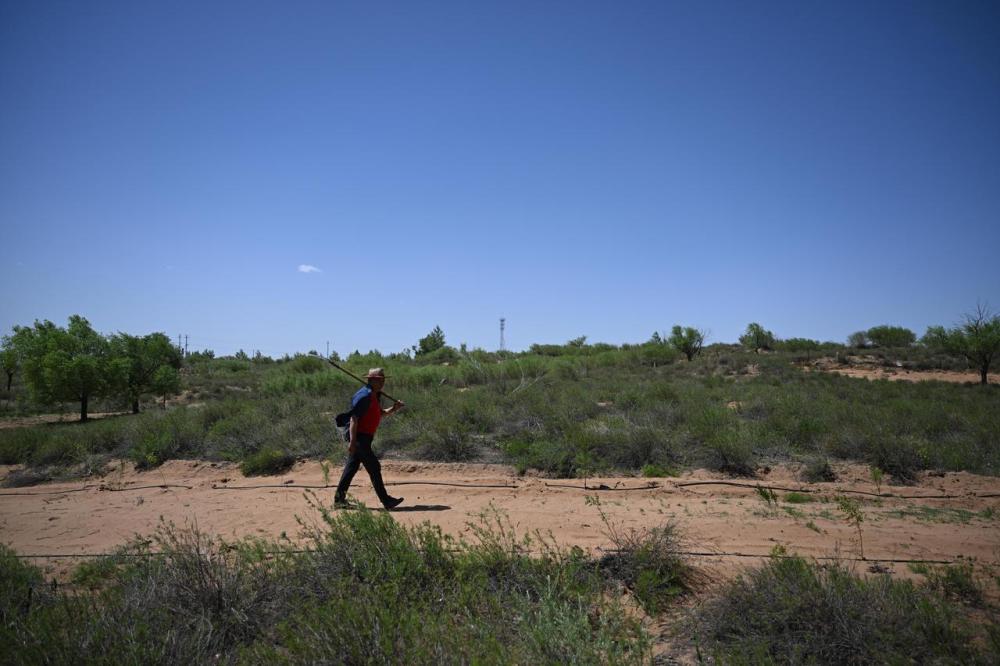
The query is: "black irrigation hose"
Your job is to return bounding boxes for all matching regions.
[0,484,192,496]
[662,551,958,565]
[0,486,96,496]
[543,482,661,491]
[393,481,517,488]
[101,484,193,492]
[674,480,1000,500]
[211,481,519,490]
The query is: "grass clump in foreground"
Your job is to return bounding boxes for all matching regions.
[239,447,296,476]
[598,517,702,615]
[1,503,652,665]
[693,553,998,664]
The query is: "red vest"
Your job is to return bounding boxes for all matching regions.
[357,392,382,435]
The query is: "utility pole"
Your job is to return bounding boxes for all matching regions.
[177,334,182,352]
[499,318,506,352]
[326,340,330,358]
[184,335,189,358]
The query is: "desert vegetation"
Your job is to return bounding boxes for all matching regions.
[2,315,999,662]
[1,315,998,485]
[2,504,997,663]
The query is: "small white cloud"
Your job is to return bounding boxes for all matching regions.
[298,264,322,274]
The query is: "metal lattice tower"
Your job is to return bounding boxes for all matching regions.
[499,318,506,352]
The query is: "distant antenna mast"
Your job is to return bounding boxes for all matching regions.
[499,318,506,352]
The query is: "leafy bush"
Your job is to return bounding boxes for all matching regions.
[241,448,296,476]
[502,437,577,477]
[801,457,837,482]
[866,325,916,348]
[869,434,926,484]
[599,519,700,615]
[695,554,992,664]
[287,354,327,374]
[32,433,82,467]
[0,427,46,464]
[127,409,205,469]
[1,543,45,625]
[911,562,985,607]
[641,463,674,478]
[702,431,756,477]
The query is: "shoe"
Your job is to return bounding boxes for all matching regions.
[383,496,404,510]
[333,497,350,509]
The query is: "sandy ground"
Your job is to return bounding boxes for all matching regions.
[2,460,998,587]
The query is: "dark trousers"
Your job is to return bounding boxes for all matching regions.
[335,433,390,504]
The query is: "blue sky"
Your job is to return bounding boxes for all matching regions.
[2,1,998,357]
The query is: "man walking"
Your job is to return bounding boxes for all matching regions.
[334,368,405,510]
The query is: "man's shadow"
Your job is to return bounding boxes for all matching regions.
[384,504,450,512]
[337,504,451,512]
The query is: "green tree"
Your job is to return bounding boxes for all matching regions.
[847,331,869,348]
[10,315,126,421]
[923,304,1000,385]
[417,326,446,355]
[866,325,916,348]
[649,331,664,345]
[781,338,821,360]
[111,332,183,413]
[668,325,706,361]
[151,365,182,408]
[739,323,775,353]
[0,339,18,391]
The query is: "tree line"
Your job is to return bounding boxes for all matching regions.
[1,315,182,420]
[2,305,997,421]
[652,304,999,384]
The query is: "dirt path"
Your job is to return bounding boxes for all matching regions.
[2,461,998,583]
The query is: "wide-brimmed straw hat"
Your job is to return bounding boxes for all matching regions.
[365,368,388,379]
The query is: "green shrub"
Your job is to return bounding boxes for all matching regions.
[241,448,296,476]
[869,435,926,484]
[695,554,989,664]
[801,457,836,482]
[32,433,82,467]
[130,432,176,470]
[0,427,46,464]
[702,431,756,477]
[287,354,327,374]
[911,562,985,607]
[0,543,45,624]
[599,520,699,615]
[70,556,122,591]
[502,438,577,477]
[641,463,674,478]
